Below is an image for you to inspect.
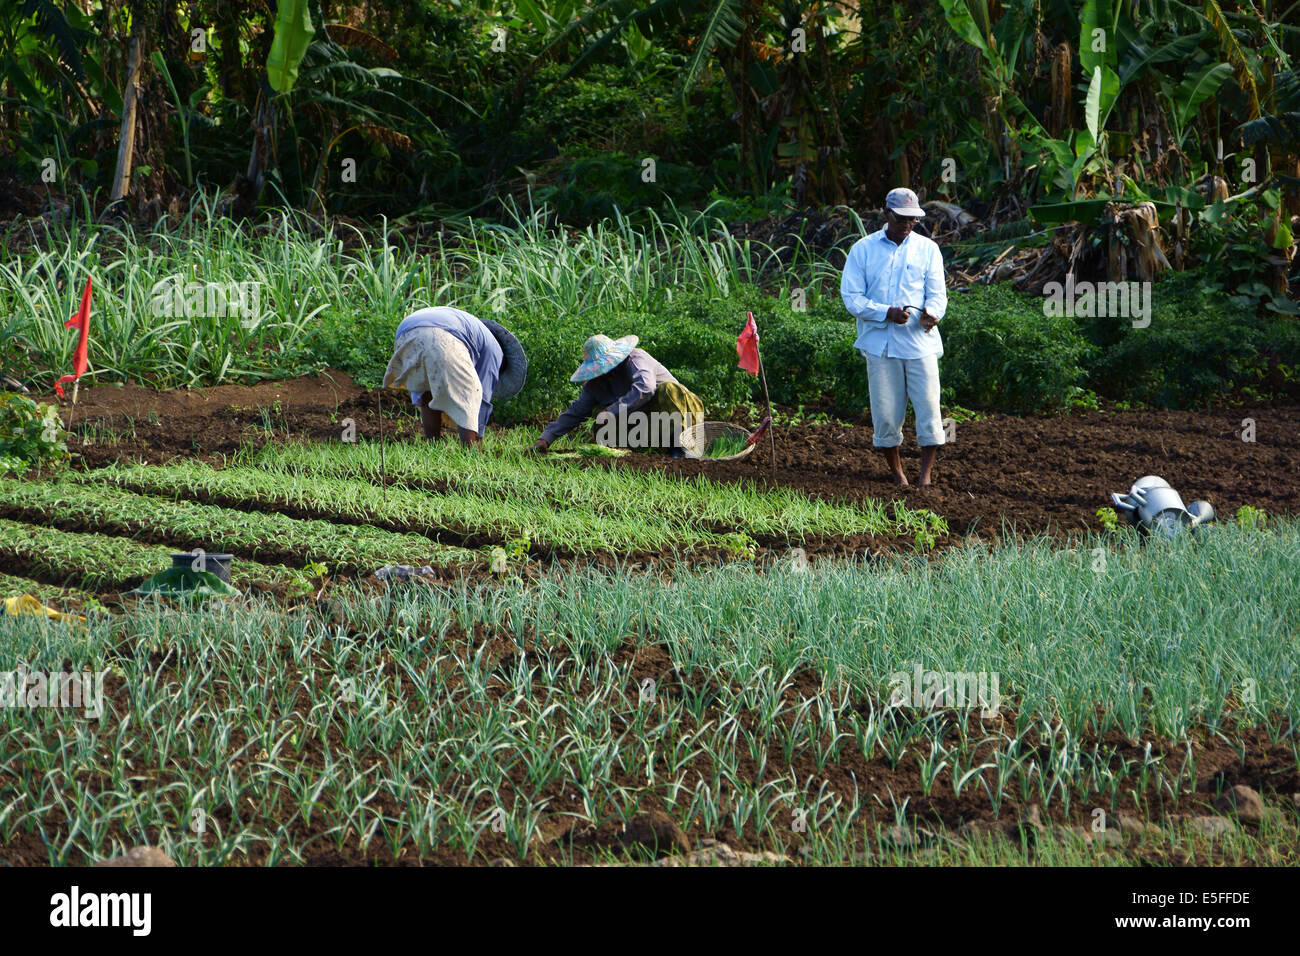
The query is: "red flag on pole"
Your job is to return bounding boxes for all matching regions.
[55,277,92,399]
[736,311,760,376]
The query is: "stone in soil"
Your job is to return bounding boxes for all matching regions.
[1186,816,1236,838]
[1113,815,1162,837]
[1213,785,1266,824]
[882,824,940,849]
[617,810,690,858]
[958,818,1019,844]
[654,844,787,867]
[94,846,176,867]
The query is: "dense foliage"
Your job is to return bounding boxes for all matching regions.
[2,1,1296,224]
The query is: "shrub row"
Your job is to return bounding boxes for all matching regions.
[298,271,1300,421]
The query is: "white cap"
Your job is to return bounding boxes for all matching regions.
[885,187,925,217]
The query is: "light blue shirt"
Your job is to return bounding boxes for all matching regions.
[394,307,502,436]
[840,228,948,359]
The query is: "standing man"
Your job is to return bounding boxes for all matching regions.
[840,187,948,485]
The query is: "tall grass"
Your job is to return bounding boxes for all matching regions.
[3,201,831,390]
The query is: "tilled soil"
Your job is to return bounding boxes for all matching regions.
[619,404,1300,537]
[7,374,1298,866]
[45,370,1300,540]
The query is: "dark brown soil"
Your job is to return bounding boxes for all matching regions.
[48,371,1300,541]
[617,404,1300,538]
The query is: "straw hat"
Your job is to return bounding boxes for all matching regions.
[571,334,638,383]
[479,317,528,400]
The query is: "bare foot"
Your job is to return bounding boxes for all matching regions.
[919,446,938,488]
[893,473,909,486]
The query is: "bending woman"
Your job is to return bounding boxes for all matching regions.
[531,334,703,457]
[384,306,526,446]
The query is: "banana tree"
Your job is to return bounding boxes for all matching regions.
[533,0,850,201]
[1159,59,1234,150]
[937,0,1039,174]
[241,0,316,213]
[0,0,91,177]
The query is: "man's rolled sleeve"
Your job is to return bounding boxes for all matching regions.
[923,245,948,320]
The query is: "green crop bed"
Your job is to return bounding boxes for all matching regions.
[243,434,945,546]
[65,434,945,557]
[0,518,291,592]
[0,477,473,573]
[0,521,1295,866]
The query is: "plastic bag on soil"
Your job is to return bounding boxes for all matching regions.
[128,567,241,598]
[550,444,630,459]
[3,594,86,626]
[373,565,436,581]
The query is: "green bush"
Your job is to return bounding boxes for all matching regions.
[1088,310,1300,407]
[1083,271,1300,407]
[940,285,1097,413]
[762,312,869,415]
[492,307,593,424]
[295,270,1281,425]
[0,393,68,476]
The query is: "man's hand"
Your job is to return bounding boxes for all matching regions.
[920,310,939,332]
[529,438,550,453]
[887,306,910,325]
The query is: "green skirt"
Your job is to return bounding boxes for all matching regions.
[645,380,705,450]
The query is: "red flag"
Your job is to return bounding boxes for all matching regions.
[736,311,760,376]
[55,277,92,399]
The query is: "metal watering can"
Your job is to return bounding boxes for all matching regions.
[1110,476,1215,539]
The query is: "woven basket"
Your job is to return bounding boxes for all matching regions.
[680,421,755,461]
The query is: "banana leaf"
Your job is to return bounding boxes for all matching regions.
[1028,198,1176,225]
[266,0,315,94]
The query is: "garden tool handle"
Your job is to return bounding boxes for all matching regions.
[746,416,772,448]
[902,304,935,333]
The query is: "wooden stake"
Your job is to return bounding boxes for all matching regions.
[757,350,777,483]
[378,388,387,504]
[64,381,80,435]
[110,26,145,203]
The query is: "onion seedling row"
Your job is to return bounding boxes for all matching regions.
[0,478,473,573]
[1,523,1294,866]
[0,517,286,591]
[243,435,940,545]
[79,462,735,556]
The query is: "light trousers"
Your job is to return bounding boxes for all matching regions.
[864,352,945,448]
